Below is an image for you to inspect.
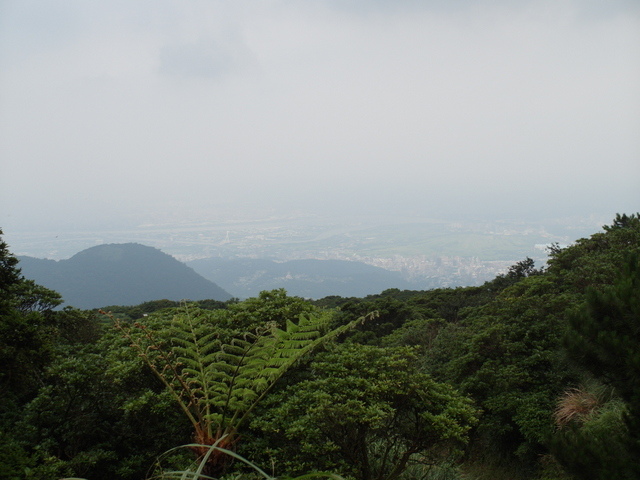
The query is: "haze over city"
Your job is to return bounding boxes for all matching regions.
[1,0,638,253]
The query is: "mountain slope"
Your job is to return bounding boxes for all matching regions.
[187,257,412,299]
[18,243,232,308]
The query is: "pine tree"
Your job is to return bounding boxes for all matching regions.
[553,253,640,479]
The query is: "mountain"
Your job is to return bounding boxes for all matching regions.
[18,243,232,309]
[187,257,413,299]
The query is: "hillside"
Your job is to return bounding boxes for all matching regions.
[3,215,640,480]
[187,257,413,299]
[17,243,232,308]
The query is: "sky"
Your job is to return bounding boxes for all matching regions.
[1,0,639,233]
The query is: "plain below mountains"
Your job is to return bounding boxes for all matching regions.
[187,257,412,299]
[17,243,232,309]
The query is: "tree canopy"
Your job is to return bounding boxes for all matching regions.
[2,215,640,480]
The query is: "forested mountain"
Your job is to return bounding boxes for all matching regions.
[1,214,639,480]
[188,257,413,299]
[17,243,232,308]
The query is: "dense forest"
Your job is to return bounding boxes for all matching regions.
[1,214,639,480]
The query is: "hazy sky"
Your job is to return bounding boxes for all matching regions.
[1,0,639,232]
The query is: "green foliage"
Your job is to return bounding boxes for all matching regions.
[102,298,232,322]
[482,257,542,293]
[0,231,118,479]
[546,213,640,292]
[564,254,640,408]
[113,293,374,475]
[333,296,430,345]
[426,275,575,462]
[0,433,36,480]
[0,229,64,408]
[421,216,640,472]
[55,307,104,345]
[550,395,630,480]
[10,278,62,314]
[3,217,639,479]
[151,439,346,480]
[224,288,319,330]
[10,327,192,480]
[0,230,22,308]
[326,284,497,346]
[550,252,640,479]
[253,343,478,480]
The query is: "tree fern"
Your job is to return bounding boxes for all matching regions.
[110,301,377,476]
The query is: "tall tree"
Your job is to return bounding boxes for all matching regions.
[552,252,640,479]
[253,343,478,480]
[0,229,64,479]
[0,230,62,399]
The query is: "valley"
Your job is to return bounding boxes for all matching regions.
[5,212,606,294]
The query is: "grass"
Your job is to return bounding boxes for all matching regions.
[147,438,345,480]
[61,437,346,480]
[553,386,601,427]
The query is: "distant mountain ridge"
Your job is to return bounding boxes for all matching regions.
[17,243,415,306]
[187,257,413,299]
[18,243,232,309]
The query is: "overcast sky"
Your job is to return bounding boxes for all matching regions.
[1,0,638,232]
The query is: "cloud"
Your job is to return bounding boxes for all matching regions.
[0,0,638,231]
[158,40,234,78]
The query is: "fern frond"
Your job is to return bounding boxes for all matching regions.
[113,304,377,459]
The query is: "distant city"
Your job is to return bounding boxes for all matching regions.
[5,212,608,290]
